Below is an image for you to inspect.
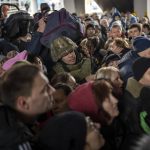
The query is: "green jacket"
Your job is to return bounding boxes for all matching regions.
[53,58,92,83]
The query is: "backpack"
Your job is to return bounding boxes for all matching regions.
[40,8,83,48]
[3,10,33,40]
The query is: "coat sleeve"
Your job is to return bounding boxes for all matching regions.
[27,32,43,55]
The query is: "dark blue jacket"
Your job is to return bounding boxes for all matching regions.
[118,50,140,82]
[27,32,55,76]
[27,32,43,55]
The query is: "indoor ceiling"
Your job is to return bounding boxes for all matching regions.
[96,0,134,12]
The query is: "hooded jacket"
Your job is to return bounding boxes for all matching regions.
[52,50,92,83]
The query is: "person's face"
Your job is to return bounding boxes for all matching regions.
[62,50,76,65]
[141,17,148,24]
[110,72,123,89]
[111,27,122,38]
[102,93,119,120]
[86,27,96,37]
[140,68,150,86]
[128,27,141,38]
[85,117,105,150]
[108,61,119,68]
[26,72,55,116]
[142,27,150,35]
[35,57,43,71]
[100,19,109,28]
[52,89,68,114]
[138,48,150,58]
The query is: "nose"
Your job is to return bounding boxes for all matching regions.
[119,78,123,85]
[48,84,55,95]
[112,95,118,104]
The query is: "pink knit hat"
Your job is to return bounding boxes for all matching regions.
[68,81,100,122]
[2,50,28,71]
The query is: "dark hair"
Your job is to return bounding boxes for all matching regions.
[37,112,87,150]
[104,39,114,50]
[114,38,129,49]
[40,3,50,13]
[102,54,121,66]
[51,72,72,86]
[129,23,142,32]
[54,83,72,96]
[92,79,112,125]
[143,23,150,30]
[1,64,40,108]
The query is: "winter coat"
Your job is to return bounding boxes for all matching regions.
[52,56,92,83]
[119,78,144,150]
[27,32,43,55]
[118,50,140,82]
[0,105,33,150]
[27,31,55,76]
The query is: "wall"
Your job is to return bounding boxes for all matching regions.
[63,0,76,14]
[134,0,147,18]
[147,0,150,19]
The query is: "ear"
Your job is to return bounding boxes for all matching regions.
[16,96,29,111]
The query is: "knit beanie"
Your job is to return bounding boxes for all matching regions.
[37,111,87,150]
[133,36,150,53]
[132,57,150,81]
[68,81,99,122]
[50,36,77,62]
[104,53,121,65]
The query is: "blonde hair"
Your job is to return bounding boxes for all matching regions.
[95,66,119,81]
[114,38,129,49]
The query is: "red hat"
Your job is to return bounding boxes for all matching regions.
[68,81,99,122]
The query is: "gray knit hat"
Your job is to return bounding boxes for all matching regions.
[50,36,78,62]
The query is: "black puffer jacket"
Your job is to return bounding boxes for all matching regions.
[0,105,33,150]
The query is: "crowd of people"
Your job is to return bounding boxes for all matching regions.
[0,3,150,150]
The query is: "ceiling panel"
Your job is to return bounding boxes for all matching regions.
[96,0,133,12]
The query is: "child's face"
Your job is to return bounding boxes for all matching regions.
[52,89,68,114]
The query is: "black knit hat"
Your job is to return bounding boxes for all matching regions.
[37,111,87,150]
[132,57,150,81]
[104,53,121,65]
